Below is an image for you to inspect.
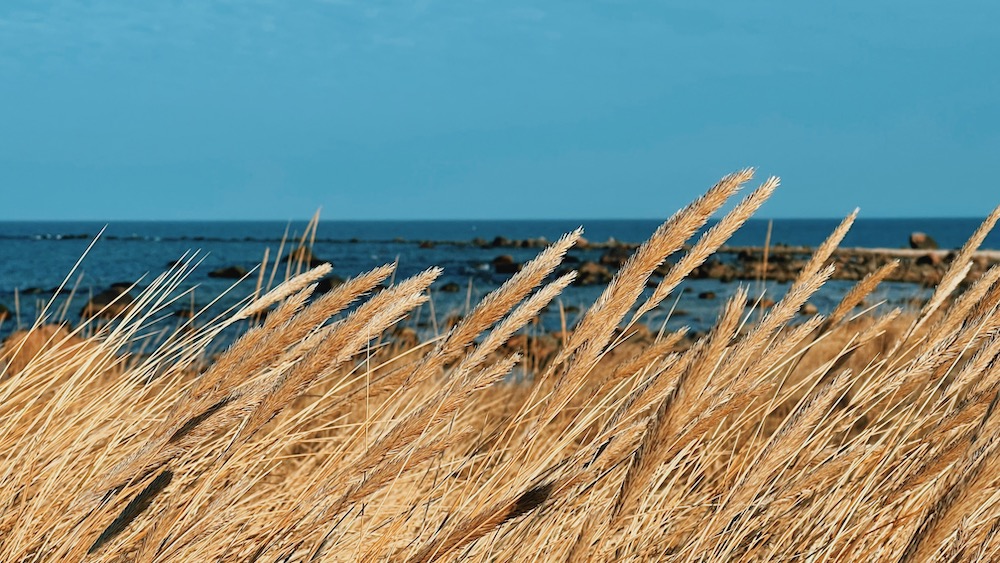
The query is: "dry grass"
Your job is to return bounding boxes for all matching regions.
[2,170,1000,561]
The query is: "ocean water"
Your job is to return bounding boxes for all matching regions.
[0,218,994,343]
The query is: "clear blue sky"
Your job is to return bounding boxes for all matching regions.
[1,1,997,220]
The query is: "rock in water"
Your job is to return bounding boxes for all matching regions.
[208,265,249,279]
[174,308,195,319]
[909,232,939,250]
[492,255,521,274]
[440,282,461,293]
[80,285,135,319]
[520,237,549,248]
[282,246,328,268]
[574,261,613,286]
[916,253,943,266]
[316,275,345,294]
[600,246,632,268]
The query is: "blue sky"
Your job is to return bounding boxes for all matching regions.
[1,1,998,220]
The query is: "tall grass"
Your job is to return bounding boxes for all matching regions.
[2,170,1000,561]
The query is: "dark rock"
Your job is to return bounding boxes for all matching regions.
[692,259,738,283]
[418,241,435,249]
[916,253,943,266]
[767,268,794,283]
[316,275,346,294]
[282,246,328,268]
[574,261,613,286]
[174,308,195,319]
[917,265,943,287]
[493,255,521,274]
[471,237,489,248]
[491,236,511,248]
[440,281,461,293]
[654,262,673,276]
[698,291,716,300]
[600,246,632,268]
[519,237,549,248]
[208,265,249,279]
[81,285,135,319]
[909,232,939,250]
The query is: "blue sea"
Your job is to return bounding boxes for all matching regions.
[0,218,996,342]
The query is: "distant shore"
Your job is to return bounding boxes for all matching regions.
[473,236,1000,287]
[1,227,993,340]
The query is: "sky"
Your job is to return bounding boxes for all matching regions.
[1,1,998,220]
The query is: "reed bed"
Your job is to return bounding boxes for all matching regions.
[3,170,1000,561]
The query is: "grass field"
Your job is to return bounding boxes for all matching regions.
[3,169,1000,561]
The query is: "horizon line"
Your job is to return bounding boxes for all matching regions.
[1,215,997,223]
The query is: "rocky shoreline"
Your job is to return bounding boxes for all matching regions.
[478,236,1000,287]
[680,245,1000,286]
[6,232,997,329]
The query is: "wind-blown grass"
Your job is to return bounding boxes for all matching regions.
[2,169,1000,561]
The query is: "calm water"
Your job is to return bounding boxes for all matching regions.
[0,218,993,341]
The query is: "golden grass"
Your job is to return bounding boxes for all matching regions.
[2,170,1000,561]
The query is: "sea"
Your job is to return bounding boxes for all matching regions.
[1,218,997,345]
